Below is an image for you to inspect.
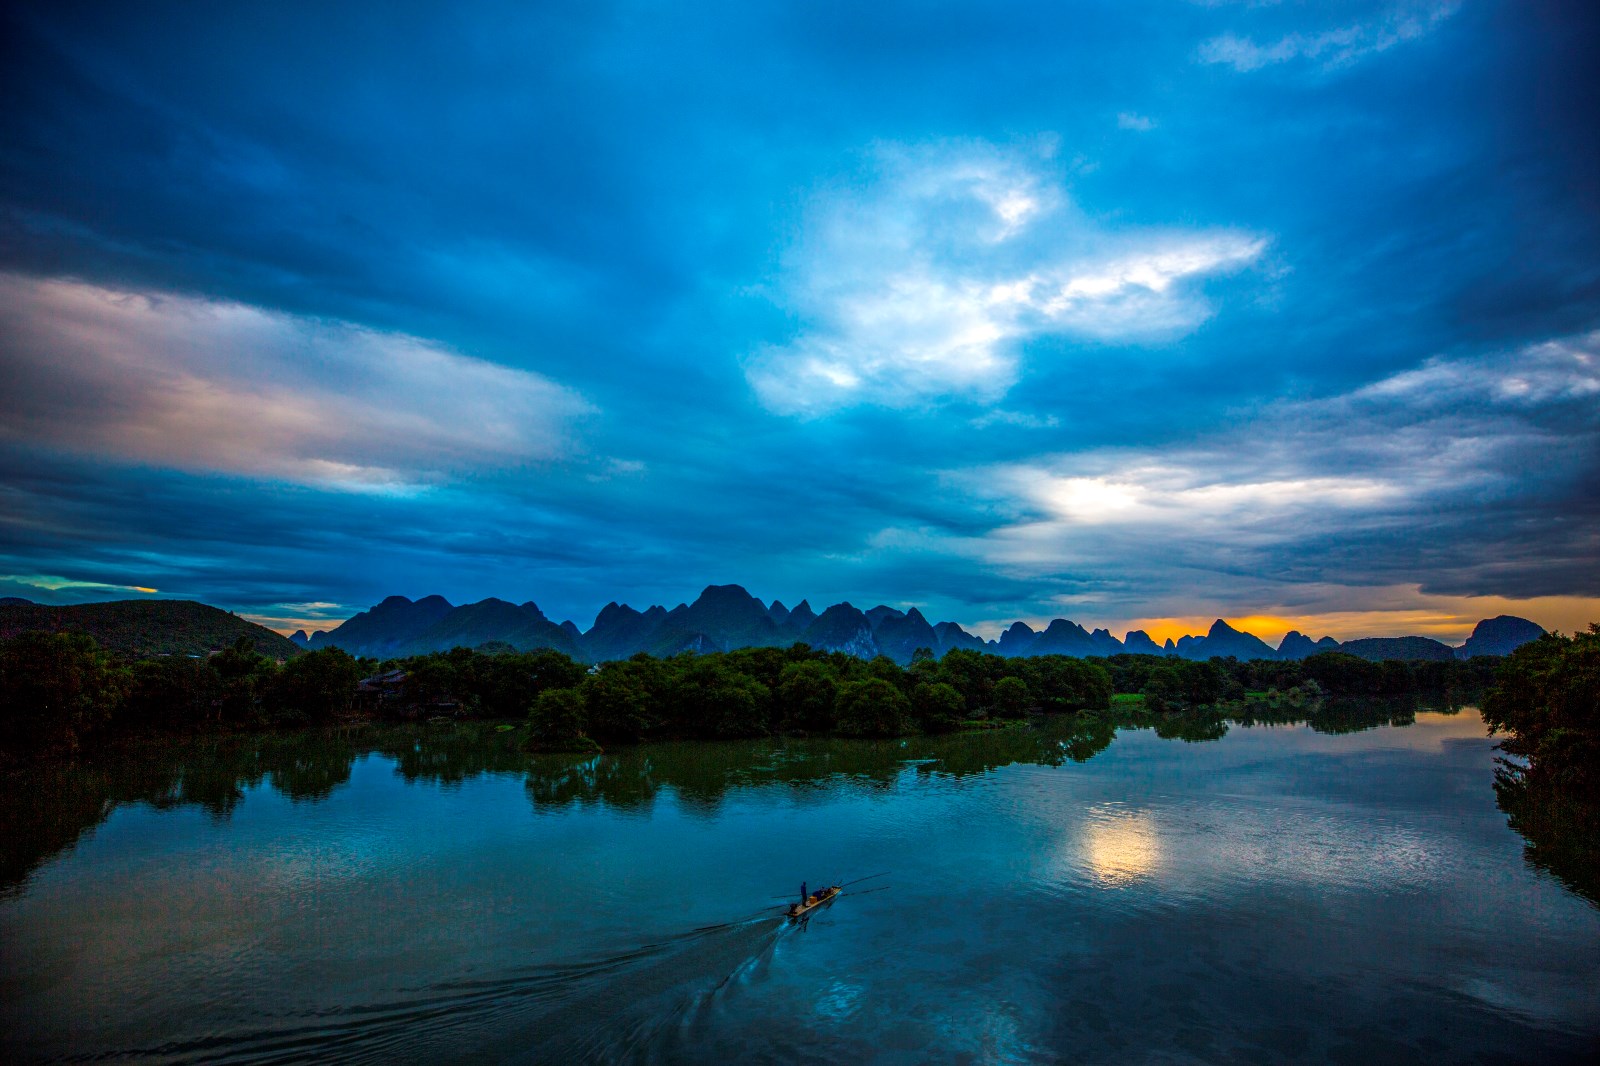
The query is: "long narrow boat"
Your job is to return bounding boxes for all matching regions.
[787,885,841,921]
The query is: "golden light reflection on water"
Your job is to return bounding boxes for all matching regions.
[1383,708,1491,752]
[1081,807,1160,885]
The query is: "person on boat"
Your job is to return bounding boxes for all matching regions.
[801,881,808,905]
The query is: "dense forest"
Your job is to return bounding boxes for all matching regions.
[0,627,1504,762]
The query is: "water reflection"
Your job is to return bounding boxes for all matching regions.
[0,730,364,894]
[1081,806,1160,885]
[1494,768,1600,907]
[2,700,1587,911]
[6,703,1598,1064]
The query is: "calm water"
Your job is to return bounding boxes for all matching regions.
[2,709,1597,1063]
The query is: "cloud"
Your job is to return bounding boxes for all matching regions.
[2,574,158,596]
[1116,112,1156,132]
[889,331,1600,617]
[1,0,1596,644]
[994,468,1399,529]
[745,142,1266,415]
[1199,2,1459,72]
[1353,334,1600,408]
[0,273,593,492]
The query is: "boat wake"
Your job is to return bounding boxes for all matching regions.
[69,912,796,1065]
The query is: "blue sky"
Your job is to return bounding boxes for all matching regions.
[1,0,1596,642]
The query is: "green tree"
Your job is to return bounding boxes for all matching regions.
[1024,656,1112,712]
[527,687,597,753]
[701,670,771,738]
[867,655,907,692]
[834,677,911,737]
[582,663,653,742]
[1378,659,1414,696]
[1483,626,1600,792]
[1142,665,1184,713]
[725,646,789,692]
[1301,652,1380,696]
[126,656,220,730]
[993,675,1031,718]
[775,660,839,733]
[0,631,127,753]
[402,654,464,714]
[913,681,965,733]
[1181,661,1224,706]
[209,637,277,723]
[1483,625,1600,904]
[938,648,998,711]
[272,647,361,723]
[479,649,587,718]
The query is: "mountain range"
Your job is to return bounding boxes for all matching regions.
[294,585,1547,666]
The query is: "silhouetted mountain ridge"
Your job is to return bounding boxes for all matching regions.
[301,584,1548,665]
[305,594,453,657]
[1459,615,1548,658]
[402,598,579,658]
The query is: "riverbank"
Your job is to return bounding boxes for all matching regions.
[6,706,1596,1064]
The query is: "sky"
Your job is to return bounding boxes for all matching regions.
[1,0,1597,643]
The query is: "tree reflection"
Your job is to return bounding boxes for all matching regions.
[1152,712,1229,743]
[1203,697,1429,736]
[1494,771,1600,907]
[525,749,663,814]
[0,703,1477,900]
[371,723,531,785]
[0,730,361,894]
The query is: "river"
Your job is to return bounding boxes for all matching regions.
[2,707,1596,1063]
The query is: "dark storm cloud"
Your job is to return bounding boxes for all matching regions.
[1,0,1596,636]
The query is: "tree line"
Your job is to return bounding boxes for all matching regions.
[0,632,365,758]
[2,623,1513,762]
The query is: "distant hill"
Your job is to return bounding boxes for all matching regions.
[306,594,454,657]
[1338,636,1457,662]
[1031,620,1104,658]
[401,598,580,658]
[302,584,1550,667]
[802,603,880,658]
[661,584,783,650]
[1278,631,1341,660]
[1458,615,1545,658]
[1174,620,1279,661]
[5,585,1551,669]
[934,620,986,653]
[1123,630,1165,656]
[0,600,300,659]
[583,602,670,661]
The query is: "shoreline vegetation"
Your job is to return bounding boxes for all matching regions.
[1481,625,1600,903]
[1,625,1593,904]
[0,630,1507,763]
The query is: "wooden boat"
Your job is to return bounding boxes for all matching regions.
[786,885,841,921]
